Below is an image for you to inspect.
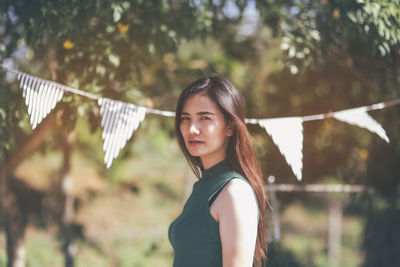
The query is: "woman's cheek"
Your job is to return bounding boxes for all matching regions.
[206,124,216,134]
[180,125,187,138]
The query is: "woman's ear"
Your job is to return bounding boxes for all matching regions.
[226,123,234,137]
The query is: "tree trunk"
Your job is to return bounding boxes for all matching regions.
[59,125,77,267]
[0,108,62,267]
[4,183,27,267]
[1,108,62,178]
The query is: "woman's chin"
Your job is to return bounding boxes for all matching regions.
[187,149,204,157]
[189,151,203,157]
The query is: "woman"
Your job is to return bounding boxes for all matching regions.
[169,75,268,267]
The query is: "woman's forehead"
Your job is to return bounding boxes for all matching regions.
[182,94,221,114]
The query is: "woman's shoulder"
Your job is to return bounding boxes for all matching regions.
[224,178,255,200]
[219,178,257,210]
[213,177,258,225]
[217,164,257,208]
[220,167,253,199]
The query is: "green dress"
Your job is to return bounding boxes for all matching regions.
[168,159,254,267]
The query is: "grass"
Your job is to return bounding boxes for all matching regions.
[278,200,365,267]
[1,173,366,267]
[2,124,189,266]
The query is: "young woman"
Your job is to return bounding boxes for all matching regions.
[168,76,268,267]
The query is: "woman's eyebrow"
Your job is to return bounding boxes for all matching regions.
[181,111,216,116]
[197,111,215,115]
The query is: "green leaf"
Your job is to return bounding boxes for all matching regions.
[108,54,120,67]
[113,4,123,22]
[0,108,6,120]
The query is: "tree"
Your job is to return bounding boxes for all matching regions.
[1,0,400,266]
[0,1,260,266]
[254,0,400,265]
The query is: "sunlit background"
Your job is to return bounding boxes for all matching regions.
[1,1,400,266]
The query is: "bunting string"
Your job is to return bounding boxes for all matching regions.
[1,64,398,180]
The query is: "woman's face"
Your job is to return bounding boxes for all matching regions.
[180,93,232,169]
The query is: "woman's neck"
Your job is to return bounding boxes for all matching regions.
[201,153,227,170]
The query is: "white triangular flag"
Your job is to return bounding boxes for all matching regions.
[259,117,304,181]
[333,107,389,143]
[17,73,64,129]
[98,98,146,168]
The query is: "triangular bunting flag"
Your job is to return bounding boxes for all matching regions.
[333,107,389,143]
[259,117,304,181]
[98,98,146,168]
[17,72,64,129]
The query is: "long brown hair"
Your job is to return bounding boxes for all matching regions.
[175,75,268,266]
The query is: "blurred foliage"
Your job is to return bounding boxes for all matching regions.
[1,130,188,266]
[277,199,365,267]
[1,0,400,266]
[267,241,306,267]
[363,209,400,267]
[0,0,245,162]
[257,0,400,72]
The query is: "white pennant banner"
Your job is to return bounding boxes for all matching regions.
[259,117,304,181]
[17,72,64,129]
[3,65,397,180]
[98,98,146,168]
[333,107,389,143]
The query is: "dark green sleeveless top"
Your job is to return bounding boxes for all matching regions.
[168,159,255,267]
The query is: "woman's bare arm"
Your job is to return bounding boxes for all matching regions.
[210,178,259,267]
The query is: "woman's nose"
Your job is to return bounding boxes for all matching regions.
[189,123,200,135]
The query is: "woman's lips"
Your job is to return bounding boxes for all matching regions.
[188,140,205,146]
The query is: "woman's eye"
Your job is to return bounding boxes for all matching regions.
[181,117,190,121]
[201,116,210,120]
